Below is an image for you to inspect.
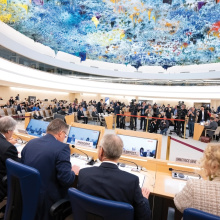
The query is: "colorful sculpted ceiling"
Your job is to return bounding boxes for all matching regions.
[1,0,220,69]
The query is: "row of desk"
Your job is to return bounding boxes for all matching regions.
[14,130,201,199]
[15,114,204,219]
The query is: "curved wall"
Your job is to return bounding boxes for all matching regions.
[0,57,220,100]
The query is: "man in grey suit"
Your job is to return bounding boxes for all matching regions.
[204,117,218,137]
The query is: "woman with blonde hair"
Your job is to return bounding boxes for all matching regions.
[174,143,220,216]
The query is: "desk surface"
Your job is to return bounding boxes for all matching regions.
[14,131,199,199]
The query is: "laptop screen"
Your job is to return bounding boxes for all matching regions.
[67,127,100,149]
[118,134,158,158]
[26,119,50,137]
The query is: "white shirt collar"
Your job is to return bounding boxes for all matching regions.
[0,133,6,139]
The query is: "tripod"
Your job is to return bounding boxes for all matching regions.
[169,115,182,137]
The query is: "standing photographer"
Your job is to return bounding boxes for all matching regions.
[140,102,148,130]
[129,100,139,130]
[188,107,196,137]
[179,105,188,135]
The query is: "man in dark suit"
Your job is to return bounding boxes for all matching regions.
[78,107,88,124]
[68,104,74,114]
[21,119,79,220]
[58,107,68,115]
[114,102,121,128]
[97,99,103,113]
[140,102,148,130]
[8,97,14,107]
[197,106,208,123]
[0,116,20,207]
[16,103,22,114]
[78,134,151,220]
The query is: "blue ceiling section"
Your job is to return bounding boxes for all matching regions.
[1,0,220,69]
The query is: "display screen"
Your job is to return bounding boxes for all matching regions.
[26,119,50,137]
[67,127,100,149]
[118,134,158,158]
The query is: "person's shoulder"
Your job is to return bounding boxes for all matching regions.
[186,178,215,189]
[79,166,99,175]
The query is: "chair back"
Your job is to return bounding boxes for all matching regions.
[6,108,12,116]
[0,109,5,116]
[68,188,134,220]
[4,159,41,220]
[183,208,220,220]
[45,110,50,117]
[214,126,220,135]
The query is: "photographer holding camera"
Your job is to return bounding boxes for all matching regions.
[188,107,196,137]
[129,100,140,130]
[178,104,187,135]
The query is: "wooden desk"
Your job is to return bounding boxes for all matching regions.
[154,172,186,199]
[24,112,31,129]
[65,114,75,125]
[13,132,37,142]
[104,115,114,129]
[193,123,204,141]
[14,130,201,200]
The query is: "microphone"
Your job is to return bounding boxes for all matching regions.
[71,145,95,165]
[13,133,27,144]
[118,158,140,172]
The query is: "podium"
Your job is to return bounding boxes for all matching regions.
[193,123,204,141]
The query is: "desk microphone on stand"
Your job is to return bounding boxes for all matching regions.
[71,145,95,165]
[119,158,140,172]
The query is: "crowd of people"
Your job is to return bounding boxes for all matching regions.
[1,95,220,138]
[0,115,219,219]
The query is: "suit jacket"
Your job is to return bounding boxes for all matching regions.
[114,105,121,115]
[174,178,220,216]
[97,102,103,113]
[205,121,218,137]
[78,162,151,220]
[68,107,73,114]
[92,111,98,118]
[58,110,67,115]
[140,106,148,116]
[0,133,20,202]
[77,110,85,120]
[21,134,75,220]
[198,110,208,123]
[16,104,22,113]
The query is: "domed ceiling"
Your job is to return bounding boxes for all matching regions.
[1,0,220,69]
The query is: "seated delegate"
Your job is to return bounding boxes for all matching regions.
[204,117,218,137]
[21,119,79,220]
[174,143,220,216]
[77,134,151,220]
[78,106,88,124]
[0,116,20,217]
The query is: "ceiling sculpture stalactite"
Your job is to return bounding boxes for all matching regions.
[1,0,220,69]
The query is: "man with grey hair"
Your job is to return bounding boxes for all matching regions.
[21,119,79,220]
[0,116,20,213]
[78,134,151,220]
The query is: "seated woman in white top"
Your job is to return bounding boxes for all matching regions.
[174,143,220,216]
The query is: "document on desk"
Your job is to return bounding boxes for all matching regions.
[119,167,145,188]
[164,179,186,195]
[14,143,24,158]
[70,157,92,169]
